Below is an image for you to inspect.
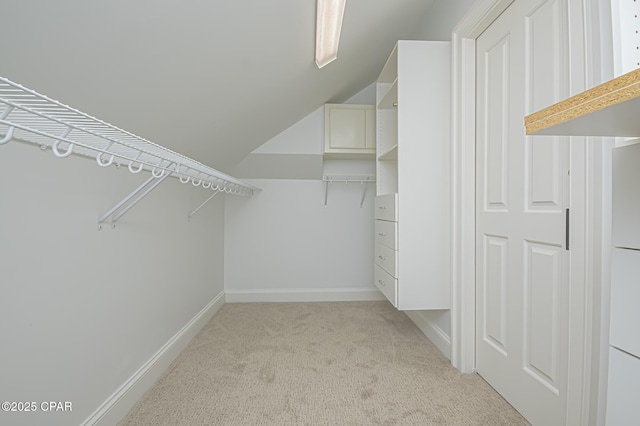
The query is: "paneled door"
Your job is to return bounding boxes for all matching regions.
[475,0,571,424]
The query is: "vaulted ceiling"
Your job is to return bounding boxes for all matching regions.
[0,0,446,172]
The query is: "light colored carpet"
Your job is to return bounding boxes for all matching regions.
[119,301,529,425]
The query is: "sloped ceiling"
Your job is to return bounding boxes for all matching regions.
[0,0,438,172]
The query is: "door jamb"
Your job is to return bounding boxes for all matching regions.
[450,0,514,375]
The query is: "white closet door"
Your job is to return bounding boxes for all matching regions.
[475,0,571,424]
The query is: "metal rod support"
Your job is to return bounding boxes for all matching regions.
[188,191,220,221]
[360,181,370,208]
[324,181,329,206]
[110,171,172,224]
[98,175,156,224]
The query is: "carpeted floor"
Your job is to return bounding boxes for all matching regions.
[119,301,529,425]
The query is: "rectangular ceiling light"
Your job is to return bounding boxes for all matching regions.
[315,0,347,68]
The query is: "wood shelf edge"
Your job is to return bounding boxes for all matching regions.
[525,68,640,135]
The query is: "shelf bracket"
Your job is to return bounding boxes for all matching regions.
[98,165,174,230]
[324,180,330,206]
[359,181,372,208]
[187,190,220,221]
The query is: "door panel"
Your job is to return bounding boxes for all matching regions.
[524,240,562,393]
[483,235,509,355]
[476,0,570,424]
[484,36,510,211]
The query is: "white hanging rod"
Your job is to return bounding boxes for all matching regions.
[322,175,376,207]
[0,76,259,196]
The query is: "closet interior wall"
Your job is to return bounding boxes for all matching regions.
[0,140,225,426]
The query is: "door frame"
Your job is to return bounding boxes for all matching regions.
[449,0,609,423]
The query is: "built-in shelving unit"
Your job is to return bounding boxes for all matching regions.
[0,76,259,229]
[374,40,451,311]
[525,68,640,137]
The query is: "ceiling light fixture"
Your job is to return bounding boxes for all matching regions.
[315,0,347,68]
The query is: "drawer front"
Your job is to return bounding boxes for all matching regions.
[375,243,397,278]
[612,143,640,250]
[374,264,397,307]
[610,248,640,358]
[606,347,640,425]
[375,220,398,250]
[375,194,398,221]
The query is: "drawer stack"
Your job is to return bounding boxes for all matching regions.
[607,143,640,424]
[374,194,398,307]
[606,248,640,424]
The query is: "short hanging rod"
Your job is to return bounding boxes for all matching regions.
[188,190,220,221]
[322,175,375,207]
[98,163,175,230]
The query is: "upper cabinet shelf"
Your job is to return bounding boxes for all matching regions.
[525,68,640,137]
[0,76,259,196]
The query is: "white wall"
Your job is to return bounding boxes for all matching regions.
[225,178,380,302]
[0,141,225,425]
[225,85,382,302]
[416,0,477,41]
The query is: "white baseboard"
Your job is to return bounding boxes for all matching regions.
[404,310,452,360]
[81,291,226,426]
[225,287,386,303]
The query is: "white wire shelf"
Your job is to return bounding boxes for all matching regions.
[0,76,259,196]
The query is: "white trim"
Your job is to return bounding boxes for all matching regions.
[404,311,452,360]
[81,291,226,426]
[450,0,514,375]
[225,287,386,303]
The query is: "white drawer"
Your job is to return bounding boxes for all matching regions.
[375,220,398,250]
[612,143,640,250]
[374,264,397,307]
[375,243,398,278]
[606,346,640,425]
[375,193,398,221]
[610,248,640,358]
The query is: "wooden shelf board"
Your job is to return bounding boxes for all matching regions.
[525,68,640,137]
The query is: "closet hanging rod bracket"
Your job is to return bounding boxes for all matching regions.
[188,190,220,221]
[98,165,175,230]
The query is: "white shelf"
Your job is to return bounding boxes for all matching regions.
[0,76,259,196]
